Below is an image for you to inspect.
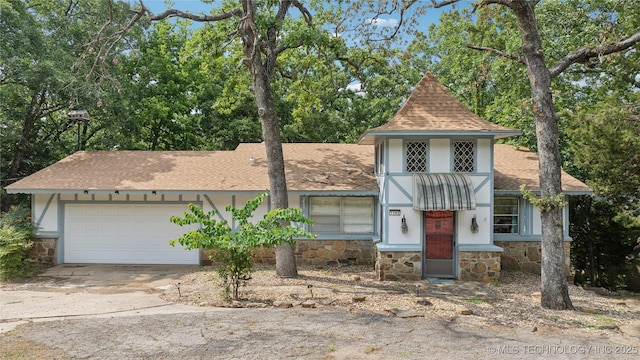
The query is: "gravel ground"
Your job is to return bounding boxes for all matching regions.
[161,264,640,335]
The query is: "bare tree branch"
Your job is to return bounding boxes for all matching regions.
[467,44,525,64]
[429,0,462,8]
[145,5,243,22]
[549,30,640,78]
[291,0,313,27]
[476,0,516,7]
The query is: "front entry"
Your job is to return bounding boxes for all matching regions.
[424,211,455,277]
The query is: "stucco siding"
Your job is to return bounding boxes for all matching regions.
[477,138,492,173]
[457,207,491,245]
[33,194,58,234]
[429,139,450,172]
[388,139,403,173]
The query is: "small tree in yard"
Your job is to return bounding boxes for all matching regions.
[170,193,315,300]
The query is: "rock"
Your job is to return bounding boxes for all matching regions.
[352,296,366,303]
[273,301,293,309]
[245,302,268,308]
[597,325,619,330]
[456,307,473,315]
[386,308,424,318]
[415,298,433,306]
[585,287,611,296]
[301,300,316,308]
[231,301,243,308]
[619,323,640,338]
[352,275,361,281]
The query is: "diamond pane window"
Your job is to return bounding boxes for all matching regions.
[406,141,427,173]
[453,141,475,173]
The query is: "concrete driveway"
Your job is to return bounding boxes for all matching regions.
[0,264,199,332]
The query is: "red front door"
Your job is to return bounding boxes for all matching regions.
[424,211,455,277]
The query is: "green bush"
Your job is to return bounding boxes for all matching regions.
[170,193,315,300]
[0,206,35,280]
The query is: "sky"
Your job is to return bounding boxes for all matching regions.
[133,0,463,35]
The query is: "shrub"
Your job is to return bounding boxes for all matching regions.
[170,193,315,299]
[0,206,35,280]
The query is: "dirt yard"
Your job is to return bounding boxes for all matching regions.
[161,264,640,334]
[2,264,640,359]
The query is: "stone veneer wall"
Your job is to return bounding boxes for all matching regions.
[28,237,57,267]
[201,239,375,266]
[458,251,501,282]
[375,251,422,281]
[494,241,571,276]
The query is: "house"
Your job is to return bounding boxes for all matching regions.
[6,72,590,281]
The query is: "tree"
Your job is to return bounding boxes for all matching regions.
[347,0,640,309]
[95,0,350,277]
[570,93,640,217]
[0,0,145,211]
[450,0,637,309]
[170,193,315,300]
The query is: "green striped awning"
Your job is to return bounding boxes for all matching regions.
[413,174,476,211]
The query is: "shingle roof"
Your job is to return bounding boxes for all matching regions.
[494,144,590,193]
[6,143,589,194]
[5,143,376,193]
[358,72,520,144]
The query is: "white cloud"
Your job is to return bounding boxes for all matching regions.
[366,18,399,28]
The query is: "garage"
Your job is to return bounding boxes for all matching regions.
[63,203,199,264]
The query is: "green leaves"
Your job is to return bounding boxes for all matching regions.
[0,206,35,280]
[169,192,315,299]
[568,93,640,218]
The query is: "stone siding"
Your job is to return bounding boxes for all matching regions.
[29,237,57,267]
[201,240,375,266]
[458,251,501,282]
[375,250,422,281]
[495,241,571,276]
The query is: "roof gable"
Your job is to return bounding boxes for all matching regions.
[358,72,520,144]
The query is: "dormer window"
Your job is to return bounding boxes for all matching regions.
[406,141,428,173]
[453,140,475,173]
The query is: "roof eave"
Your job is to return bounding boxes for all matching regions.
[494,189,593,195]
[6,188,381,196]
[358,129,522,144]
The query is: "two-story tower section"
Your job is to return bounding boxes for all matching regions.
[358,72,521,280]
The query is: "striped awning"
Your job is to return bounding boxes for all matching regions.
[413,174,476,211]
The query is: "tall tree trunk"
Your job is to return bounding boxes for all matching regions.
[240,0,297,277]
[512,1,572,310]
[250,60,298,277]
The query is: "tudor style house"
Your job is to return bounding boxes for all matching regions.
[6,72,590,281]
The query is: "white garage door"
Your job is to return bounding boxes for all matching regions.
[64,203,199,264]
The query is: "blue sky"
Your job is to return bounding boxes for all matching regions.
[133,0,465,34]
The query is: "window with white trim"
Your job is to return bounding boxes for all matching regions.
[309,197,374,234]
[453,140,475,173]
[494,197,519,233]
[406,141,427,173]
